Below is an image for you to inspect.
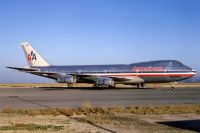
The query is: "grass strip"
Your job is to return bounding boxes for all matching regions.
[1,104,200,116]
[0,123,64,131]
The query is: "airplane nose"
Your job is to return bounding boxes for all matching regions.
[191,69,197,76]
[192,70,197,74]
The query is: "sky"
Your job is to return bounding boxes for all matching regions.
[0,0,200,83]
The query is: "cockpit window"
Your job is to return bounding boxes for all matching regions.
[170,61,191,71]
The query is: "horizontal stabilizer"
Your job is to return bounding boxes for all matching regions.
[6,66,39,72]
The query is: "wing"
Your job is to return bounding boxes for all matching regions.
[6,67,57,79]
[6,67,135,82]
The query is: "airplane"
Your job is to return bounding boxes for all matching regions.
[7,42,197,88]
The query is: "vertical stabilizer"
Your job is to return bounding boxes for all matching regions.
[21,42,50,67]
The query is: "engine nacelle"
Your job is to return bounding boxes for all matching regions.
[96,77,114,86]
[57,74,76,84]
[65,75,76,84]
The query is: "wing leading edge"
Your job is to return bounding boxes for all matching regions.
[6,66,134,83]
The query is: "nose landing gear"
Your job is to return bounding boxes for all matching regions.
[169,82,177,90]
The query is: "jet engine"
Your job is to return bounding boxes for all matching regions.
[65,75,76,84]
[57,74,76,84]
[96,77,114,86]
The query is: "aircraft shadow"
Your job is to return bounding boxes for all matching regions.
[38,87,104,91]
[37,86,155,91]
[157,119,200,132]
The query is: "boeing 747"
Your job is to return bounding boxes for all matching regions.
[7,42,197,88]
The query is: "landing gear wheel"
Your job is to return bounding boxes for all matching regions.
[93,84,97,87]
[141,83,144,88]
[169,86,175,90]
[67,84,74,88]
[137,83,145,88]
[169,82,177,90]
[93,84,100,88]
[108,85,116,89]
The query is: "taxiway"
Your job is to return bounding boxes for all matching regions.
[0,87,200,109]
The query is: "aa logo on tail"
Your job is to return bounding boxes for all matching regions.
[27,51,37,62]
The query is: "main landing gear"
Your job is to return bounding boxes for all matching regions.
[137,83,145,88]
[66,84,75,87]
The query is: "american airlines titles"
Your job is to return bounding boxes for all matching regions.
[133,67,165,72]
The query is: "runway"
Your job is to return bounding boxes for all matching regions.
[0,87,200,109]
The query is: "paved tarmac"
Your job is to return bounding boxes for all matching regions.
[0,87,200,109]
